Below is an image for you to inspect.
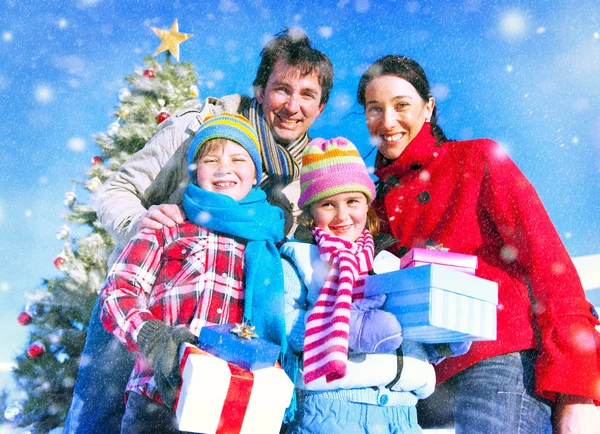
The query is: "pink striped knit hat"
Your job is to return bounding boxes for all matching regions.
[298,137,376,208]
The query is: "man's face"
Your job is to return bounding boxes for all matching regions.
[256,60,325,144]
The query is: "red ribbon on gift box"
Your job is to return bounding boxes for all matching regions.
[177,346,255,434]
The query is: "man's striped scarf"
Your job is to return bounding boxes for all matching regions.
[243,99,308,196]
[303,227,375,384]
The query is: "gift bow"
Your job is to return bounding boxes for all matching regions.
[425,244,450,252]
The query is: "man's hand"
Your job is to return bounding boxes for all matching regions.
[136,204,185,232]
[552,394,600,434]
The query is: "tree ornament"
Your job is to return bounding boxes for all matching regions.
[17,312,33,326]
[4,402,23,422]
[53,254,67,269]
[151,19,193,62]
[189,84,199,98]
[91,156,104,165]
[27,342,46,358]
[157,111,170,124]
[108,121,120,136]
[116,107,130,119]
[143,68,156,79]
[85,177,102,192]
[63,191,76,207]
[118,87,131,101]
[56,225,70,240]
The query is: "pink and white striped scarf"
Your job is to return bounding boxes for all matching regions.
[303,227,375,384]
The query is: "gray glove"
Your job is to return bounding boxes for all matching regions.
[349,295,403,354]
[137,320,198,409]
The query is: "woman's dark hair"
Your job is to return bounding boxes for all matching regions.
[357,55,449,146]
[253,28,334,106]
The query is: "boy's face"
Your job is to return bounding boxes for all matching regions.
[196,140,257,201]
[256,60,325,145]
[310,191,368,243]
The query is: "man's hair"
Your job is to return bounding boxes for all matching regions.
[253,28,334,105]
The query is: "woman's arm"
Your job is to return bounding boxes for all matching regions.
[480,140,600,402]
[552,394,600,434]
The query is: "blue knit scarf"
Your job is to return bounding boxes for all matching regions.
[182,184,287,353]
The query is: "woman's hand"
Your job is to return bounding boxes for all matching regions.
[136,204,185,232]
[552,394,600,434]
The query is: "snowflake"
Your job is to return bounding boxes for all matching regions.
[67,137,86,152]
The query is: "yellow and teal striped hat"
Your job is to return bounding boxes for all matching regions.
[187,113,262,180]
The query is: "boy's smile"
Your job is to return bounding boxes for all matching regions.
[196,140,257,201]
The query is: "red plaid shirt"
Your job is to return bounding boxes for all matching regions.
[99,221,246,402]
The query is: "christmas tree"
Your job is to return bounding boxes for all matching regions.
[2,46,200,431]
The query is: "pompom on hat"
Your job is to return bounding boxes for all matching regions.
[298,137,376,208]
[187,113,262,180]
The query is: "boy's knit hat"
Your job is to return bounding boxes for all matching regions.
[187,113,262,180]
[298,137,376,208]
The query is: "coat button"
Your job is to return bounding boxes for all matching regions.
[410,162,422,170]
[377,391,390,406]
[387,176,399,187]
[417,191,431,204]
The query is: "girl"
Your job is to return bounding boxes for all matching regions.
[281,137,467,434]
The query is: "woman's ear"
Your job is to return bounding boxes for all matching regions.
[425,97,435,121]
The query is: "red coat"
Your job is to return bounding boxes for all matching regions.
[373,122,600,402]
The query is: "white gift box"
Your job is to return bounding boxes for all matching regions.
[175,344,294,434]
[364,264,498,343]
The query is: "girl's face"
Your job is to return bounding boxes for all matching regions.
[364,75,434,160]
[196,140,257,201]
[310,191,369,243]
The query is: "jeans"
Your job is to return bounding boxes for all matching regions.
[64,297,136,434]
[121,392,192,434]
[417,350,552,434]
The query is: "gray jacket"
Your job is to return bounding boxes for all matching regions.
[94,94,302,265]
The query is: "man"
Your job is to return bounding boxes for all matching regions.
[64,28,333,434]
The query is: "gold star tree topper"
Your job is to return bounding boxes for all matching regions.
[151,19,193,62]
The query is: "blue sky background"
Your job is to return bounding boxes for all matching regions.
[0,0,599,397]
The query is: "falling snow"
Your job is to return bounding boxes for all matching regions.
[34,85,54,103]
[67,137,86,152]
[1,2,599,428]
[500,10,527,38]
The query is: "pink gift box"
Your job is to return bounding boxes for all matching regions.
[400,248,478,275]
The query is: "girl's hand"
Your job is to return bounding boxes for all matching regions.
[552,394,600,434]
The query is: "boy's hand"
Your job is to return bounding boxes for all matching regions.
[137,321,198,409]
[136,204,185,232]
[349,295,403,354]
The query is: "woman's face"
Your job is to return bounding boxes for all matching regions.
[364,75,434,160]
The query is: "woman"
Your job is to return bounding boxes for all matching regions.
[356,55,600,433]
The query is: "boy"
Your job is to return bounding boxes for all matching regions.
[99,113,286,433]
